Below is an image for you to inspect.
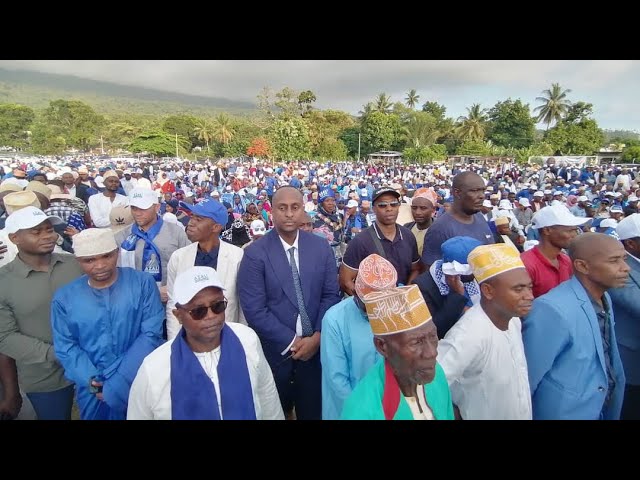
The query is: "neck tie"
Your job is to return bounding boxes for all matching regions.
[288,247,314,337]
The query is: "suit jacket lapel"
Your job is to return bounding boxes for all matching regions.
[266,231,298,308]
[217,242,229,286]
[573,277,607,376]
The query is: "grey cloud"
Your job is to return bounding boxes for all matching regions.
[0,60,637,131]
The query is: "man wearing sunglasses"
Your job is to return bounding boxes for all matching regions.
[128,266,284,420]
[340,187,421,296]
[51,228,165,420]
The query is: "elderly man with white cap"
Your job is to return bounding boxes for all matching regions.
[437,244,534,419]
[127,266,283,420]
[341,284,454,420]
[0,207,83,420]
[608,213,640,419]
[87,170,128,228]
[51,228,164,420]
[116,187,190,309]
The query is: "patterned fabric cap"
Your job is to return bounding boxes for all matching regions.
[362,285,432,336]
[467,244,526,284]
[355,254,398,299]
[413,187,438,205]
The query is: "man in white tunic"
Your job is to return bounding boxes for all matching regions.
[87,170,128,228]
[437,243,534,420]
[127,266,283,420]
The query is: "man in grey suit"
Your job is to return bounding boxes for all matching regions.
[609,213,640,419]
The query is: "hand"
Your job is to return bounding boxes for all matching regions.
[64,226,80,237]
[351,227,360,234]
[159,285,169,303]
[0,241,6,260]
[445,274,465,296]
[90,379,104,401]
[290,332,320,361]
[0,391,22,420]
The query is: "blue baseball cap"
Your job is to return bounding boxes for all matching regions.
[441,236,483,264]
[180,198,228,226]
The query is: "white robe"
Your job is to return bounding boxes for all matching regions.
[127,322,284,420]
[437,303,532,420]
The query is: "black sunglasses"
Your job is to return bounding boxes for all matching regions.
[181,299,228,320]
[375,201,401,208]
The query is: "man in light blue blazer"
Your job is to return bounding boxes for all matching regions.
[523,233,629,420]
[608,213,640,419]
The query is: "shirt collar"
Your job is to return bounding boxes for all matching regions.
[279,230,299,253]
[629,253,640,266]
[13,253,67,278]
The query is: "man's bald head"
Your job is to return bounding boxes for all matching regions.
[568,232,630,291]
[452,171,483,191]
[568,233,619,262]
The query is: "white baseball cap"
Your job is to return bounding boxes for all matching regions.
[577,196,589,202]
[531,205,590,229]
[250,219,267,235]
[173,266,226,305]
[600,218,618,229]
[617,213,640,240]
[5,206,62,234]
[129,187,159,209]
[533,191,544,197]
[498,200,513,210]
[518,198,531,207]
[347,199,359,208]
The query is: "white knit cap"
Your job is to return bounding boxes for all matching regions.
[73,228,118,258]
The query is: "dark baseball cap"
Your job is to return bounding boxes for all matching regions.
[372,187,401,203]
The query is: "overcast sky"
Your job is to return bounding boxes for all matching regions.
[0,60,638,132]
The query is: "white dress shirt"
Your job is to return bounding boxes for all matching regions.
[279,231,303,355]
[87,193,129,228]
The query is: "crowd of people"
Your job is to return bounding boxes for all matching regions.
[0,155,638,420]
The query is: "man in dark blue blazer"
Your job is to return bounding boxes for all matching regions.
[608,213,640,419]
[238,186,341,420]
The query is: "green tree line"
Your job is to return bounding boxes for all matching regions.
[0,83,635,163]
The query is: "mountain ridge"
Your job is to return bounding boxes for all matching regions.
[0,67,256,116]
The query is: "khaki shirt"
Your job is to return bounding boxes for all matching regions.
[0,253,83,393]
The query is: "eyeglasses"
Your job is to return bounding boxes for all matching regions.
[181,299,228,320]
[375,201,401,208]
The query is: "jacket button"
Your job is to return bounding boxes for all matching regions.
[598,386,605,392]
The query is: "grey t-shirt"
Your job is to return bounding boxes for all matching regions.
[115,221,191,285]
[421,212,494,266]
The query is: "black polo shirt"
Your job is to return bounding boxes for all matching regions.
[342,222,420,285]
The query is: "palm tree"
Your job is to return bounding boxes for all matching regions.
[534,83,572,130]
[374,93,393,114]
[456,104,487,141]
[194,119,214,153]
[213,113,235,145]
[403,112,440,147]
[405,89,420,109]
[358,102,374,118]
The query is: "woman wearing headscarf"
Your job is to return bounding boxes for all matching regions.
[412,236,483,339]
[242,203,262,226]
[312,187,344,267]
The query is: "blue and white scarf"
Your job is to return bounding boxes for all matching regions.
[120,217,163,282]
[430,260,481,307]
[170,325,256,420]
